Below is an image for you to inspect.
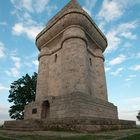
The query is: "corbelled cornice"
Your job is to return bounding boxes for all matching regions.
[36,0,108,52]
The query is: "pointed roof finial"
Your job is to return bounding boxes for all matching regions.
[66,0,81,9]
[47,0,82,26]
[70,0,78,3]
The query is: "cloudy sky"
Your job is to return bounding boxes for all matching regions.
[0,0,140,125]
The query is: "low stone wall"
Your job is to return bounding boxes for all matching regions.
[4,117,136,132]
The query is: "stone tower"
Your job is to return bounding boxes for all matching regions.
[24,0,118,120]
[4,0,136,132]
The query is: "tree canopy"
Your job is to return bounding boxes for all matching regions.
[8,72,37,120]
[137,111,140,121]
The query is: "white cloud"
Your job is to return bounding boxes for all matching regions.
[33,60,39,67]
[11,56,21,69]
[109,55,126,65]
[125,75,136,81]
[83,0,97,16]
[5,68,20,78]
[11,0,47,41]
[106,31,121,53]
[0,84,9,92]
[125,78,131,81]
[0,41,6,58]
[106,20,138,53]
[98,0,123,22]
[111,67,123,76]
[22,0,33,12]
[98,0,140,22]
[11,0,50,14]
[12,23,43,40]
[105,67,111,72]
[34,0,50,13]
[5,55,21,78]
[130,65,140,71]
[120,32,137,40]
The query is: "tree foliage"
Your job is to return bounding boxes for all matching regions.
[8,72,37,120]
[137,111,140,121]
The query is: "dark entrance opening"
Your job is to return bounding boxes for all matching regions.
[41,100,50,119]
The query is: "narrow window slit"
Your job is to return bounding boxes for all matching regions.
[89,58,92,66]
[55,54,57,62]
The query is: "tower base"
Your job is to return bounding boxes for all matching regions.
[24,92,118,120]
[3,118,136,132]
[4,93,136,132]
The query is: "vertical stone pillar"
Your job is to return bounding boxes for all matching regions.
[35,48,49,101]
[61,26,90,95]
[94,54,108,101]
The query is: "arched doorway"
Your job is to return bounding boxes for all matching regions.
[41,100,50,119]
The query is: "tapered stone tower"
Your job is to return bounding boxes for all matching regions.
[4,0,135,131]
[24,0,118,120]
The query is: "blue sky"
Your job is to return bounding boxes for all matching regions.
[0,0,140,124]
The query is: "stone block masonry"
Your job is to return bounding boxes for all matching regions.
[4,0,136,131]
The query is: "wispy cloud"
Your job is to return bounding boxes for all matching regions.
[11,56,21,69]
[106,20,138,53]
[12,22,43,40]
[109,55,126,65]
[32,60,39,69]
[11,0,50,14]
[5,54,21,78]
[0,41,6,58]
[125,75,137,81]
[5,68,20,78]
[98,0,140,22]
[0,22,7,26]
[83,0,97,16]
[98,0,123,22]
[111,67,124,76]
[105,67,111,72]
[11,0,48,41]
[130,65,140,71]
[120,32,137,40]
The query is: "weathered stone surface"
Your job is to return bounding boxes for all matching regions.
[4,118,136,132]
[4,0,136,131]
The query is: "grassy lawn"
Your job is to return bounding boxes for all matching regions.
[118,133,140,140]
[0,135,114,140]
[0,129,139,140]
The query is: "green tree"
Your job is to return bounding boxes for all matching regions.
[137,111,140,121]
[8,72,37,120]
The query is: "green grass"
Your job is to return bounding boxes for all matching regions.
[0,133,114,140]
[0,135,114,140]
[0,129,140,140]
[118,133,140,140]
